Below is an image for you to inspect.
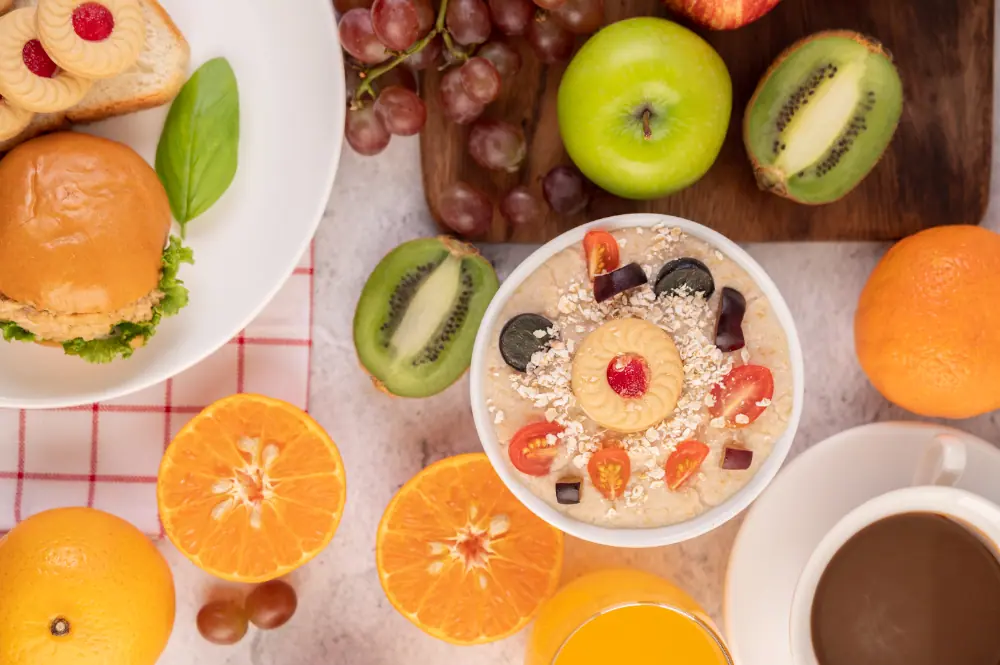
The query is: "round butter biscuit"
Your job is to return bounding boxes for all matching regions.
[0,8,91,113]
[38,0,145,80]
[571,318,684,433]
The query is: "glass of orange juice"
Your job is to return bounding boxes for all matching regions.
[526,568,732,665]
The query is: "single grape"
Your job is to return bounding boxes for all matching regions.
[197,601,248,646]
[532,0,565,10]
[334,0,374,13]
[375,65,418,93]
[526,14,574,63]
[477,41,522,79]
[375,85,427,135]
[246,581,298,631]
[345,65,363,97]
[543,165,589,215]
[439,67,484,124]
[405,35,442,70]
[488,0,533,36]
[446,0,491,45]
[339,9,390,64]
[440,181,493,237]
[371,0,433,50]
[500,185,545,226]
[346,104,392,155]
[459,57,501,104]
[468,119,526,171]
[551,0,603,34]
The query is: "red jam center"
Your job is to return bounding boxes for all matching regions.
[606,354,650,399]
[73,2,115,42]
[22,40,58,78]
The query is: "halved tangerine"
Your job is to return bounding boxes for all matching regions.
[157,394,346,583]
[376,453,563,645]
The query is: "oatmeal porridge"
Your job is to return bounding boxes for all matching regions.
[483,224,794,528]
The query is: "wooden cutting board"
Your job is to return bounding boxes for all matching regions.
[420,0,994,242]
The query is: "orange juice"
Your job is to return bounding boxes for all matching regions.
[527,569,732,665]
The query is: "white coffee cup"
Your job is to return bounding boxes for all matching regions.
[788,433,1000,665]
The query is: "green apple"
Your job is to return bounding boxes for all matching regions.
[558,17,732,200]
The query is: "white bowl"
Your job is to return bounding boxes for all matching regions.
[0,0,344,408]
[470,214,805,548]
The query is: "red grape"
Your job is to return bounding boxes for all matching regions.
[459,57,501,104]
[339,9,390,64]
[525,15,574,63]
[488,0,533,36]
[246,581,298,630]
[500,185,545,226]
[468,119,526,171]
[335,0,374,13]
[532,0,565,10]
[446,0,491,45]
[440,181,493,237]
[376,65,418,92]
[477,41,521,79]
[405,35,442,70]
[543,165,589,214]
[197,601,248,645]
[551,0,603,34]
[375,85,427,135]
[371,0,433,50]
[346,104,392,155]
[439,67,484,124]
[345,65,363,97]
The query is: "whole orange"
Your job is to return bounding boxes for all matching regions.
[855,225,1000,418]
[0,507,175,665]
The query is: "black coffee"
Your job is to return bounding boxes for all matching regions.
[811,512,1000,665]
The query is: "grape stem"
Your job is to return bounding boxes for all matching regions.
[354,0,467,104]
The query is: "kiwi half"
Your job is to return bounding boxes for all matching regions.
[354,237,499,398]
[744,31,903,205]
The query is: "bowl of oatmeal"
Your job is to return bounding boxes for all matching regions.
[470,214,804,547]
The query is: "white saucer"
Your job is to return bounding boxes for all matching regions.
[723,421,1000,665]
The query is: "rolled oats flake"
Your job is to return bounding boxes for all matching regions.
[735,414,750,425]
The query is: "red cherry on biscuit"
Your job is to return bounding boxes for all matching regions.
[606,354,650,399]
[22,40,58,78]
[73,2,116,42]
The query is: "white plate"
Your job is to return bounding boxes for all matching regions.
[0,0,344,408]
[723,421,1000,665]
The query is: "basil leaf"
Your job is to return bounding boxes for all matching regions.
[156,57,240,236]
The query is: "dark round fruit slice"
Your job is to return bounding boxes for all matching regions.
[354,237,500,397]
[593,262,648,303]
[653,257,715,299]
[744,30,903,205]
[499,313,554,372]
[555,478,581,504]
[715,286,747,352]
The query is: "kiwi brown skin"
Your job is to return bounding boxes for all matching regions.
[743,30,902,205]
[354,236,499,398]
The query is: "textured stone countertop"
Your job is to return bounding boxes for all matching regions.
[156,121,1000,663]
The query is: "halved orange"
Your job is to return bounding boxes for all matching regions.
[376,453,564,645]
[157,394,346,583]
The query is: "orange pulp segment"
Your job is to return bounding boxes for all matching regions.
[157,394,346,583]
[376,453,564,645]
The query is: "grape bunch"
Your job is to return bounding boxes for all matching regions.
[337,0,603,233]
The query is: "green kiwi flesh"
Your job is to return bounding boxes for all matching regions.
[353,237,499,398]
[744,31,903,205]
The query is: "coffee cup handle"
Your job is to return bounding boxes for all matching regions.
[912,433,967,487]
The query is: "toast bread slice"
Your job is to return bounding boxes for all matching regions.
[0,0,189,152]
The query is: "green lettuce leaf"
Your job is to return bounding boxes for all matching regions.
[61,237,195,364]
[0,321,34,342]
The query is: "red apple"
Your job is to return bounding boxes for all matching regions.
[663,0,781,30]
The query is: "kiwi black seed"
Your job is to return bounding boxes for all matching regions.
[744,30,903,205]
[354,237,499,397]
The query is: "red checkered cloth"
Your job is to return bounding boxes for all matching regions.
[0,245,315,537]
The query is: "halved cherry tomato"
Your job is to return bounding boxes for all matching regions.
[709,364,775,427]
[587,447,630,500]
[665,440,710,491]
[583,230,620,279]
[508,422,564,476]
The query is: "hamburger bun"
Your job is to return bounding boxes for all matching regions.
[0,132,171,315]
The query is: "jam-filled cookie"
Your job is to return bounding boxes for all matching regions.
[0,94,32,141]
[0,8,91,113]
[37,0,145,80]
[571,318,684,433]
